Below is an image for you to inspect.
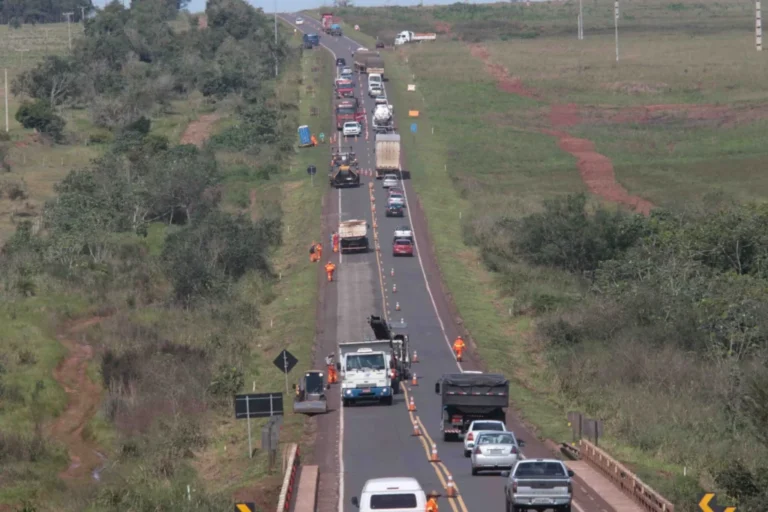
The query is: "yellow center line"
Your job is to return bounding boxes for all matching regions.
[402,385,469,512]
[370,185,465,512]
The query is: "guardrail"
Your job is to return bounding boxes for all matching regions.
[578,439,675,512]
[276,443,300,512]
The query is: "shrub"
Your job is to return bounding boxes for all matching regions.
[15,100,66,141]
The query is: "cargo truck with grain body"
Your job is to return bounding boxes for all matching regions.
[375,133,401,179]
[353,50,385,77]
[434,373,509,441]
[337,341,394,406]
[321,13,334,33]
[335,98,364,129]
[338,220,369,253]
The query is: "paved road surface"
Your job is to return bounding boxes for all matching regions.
[283,15,622,512]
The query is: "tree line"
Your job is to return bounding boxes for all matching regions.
[2,0,94,25]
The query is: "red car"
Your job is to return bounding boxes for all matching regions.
[393,238,414,257]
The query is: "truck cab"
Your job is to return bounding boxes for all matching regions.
[368,73,383,88]
[303,33,320,48]
[338,342,394,406]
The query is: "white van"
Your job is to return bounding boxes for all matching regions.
[369,73,383,87]
[351,477,426,512]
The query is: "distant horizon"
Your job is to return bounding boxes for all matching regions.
[92,0,528,15]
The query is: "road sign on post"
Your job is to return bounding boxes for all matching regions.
[273,349,299,398]
[234,392,284,458]
[410,123,418,133]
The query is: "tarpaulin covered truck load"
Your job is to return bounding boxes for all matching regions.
[375,133,401,178]
[434,373,509,441]
[338,220,369,253]
[353,50,385,76]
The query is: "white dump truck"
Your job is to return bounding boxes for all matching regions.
[338,219,369,253]
[375,133,401,178]
[394,30,437,45]
[372,104,394,134]
[338,341,394,406]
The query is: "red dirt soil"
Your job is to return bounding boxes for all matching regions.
[434,21,452,35]
[180,113,220,148]
[50,315,109,481]
[470,44,653,214]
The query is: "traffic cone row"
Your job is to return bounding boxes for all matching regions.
[391,268,394,277]
[392,283,397,293]
[412,421,421,436]
[411,373,418,386]
[395,302,400,311]
[408,396,416,411]
[413,350,419,363]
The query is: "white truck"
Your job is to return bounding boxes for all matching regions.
[394,30,437,45]
[372,104,394,133]
[338,341,394,406]
[375,133,401,178]
[338,219,369,253]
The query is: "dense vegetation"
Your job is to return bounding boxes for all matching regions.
[1,0,296,509]
[468,195,768,507]
[2,0,94,25]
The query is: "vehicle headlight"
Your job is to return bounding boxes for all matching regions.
[345,389,352,396]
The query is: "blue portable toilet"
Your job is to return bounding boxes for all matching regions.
[298,125,312,147]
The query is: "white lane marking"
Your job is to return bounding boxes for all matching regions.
[378,78,464,373]
[280,16,346,512]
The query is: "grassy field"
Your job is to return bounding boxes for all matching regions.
[308,2,768,507]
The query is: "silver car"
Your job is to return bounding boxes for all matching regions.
[382,175,399,188]
[470,431,522,475]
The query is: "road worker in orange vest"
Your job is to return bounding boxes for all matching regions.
[332,231,340,253]
[315,242,323,261]
[325,261,336,282]
[426,492,439,512]
[325,354,338,384]
[452,336,466,362]
[309,241,320,263]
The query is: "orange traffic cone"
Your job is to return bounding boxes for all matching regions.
[391,268,394,277]
[411,373,418,386]
[446,475,457,498]
[393,283,397,293]
[413,350,419,363]
[430,444,440,463]
[412,421,421,436]
[408,396,416,411]
[395,302,400,311]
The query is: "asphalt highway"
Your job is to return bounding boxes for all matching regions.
[282,14,616,512]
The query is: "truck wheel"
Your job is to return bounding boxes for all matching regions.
[342,399,350,407]
[561,506,572,512]
[391,379,400,394]
[464,450,471,458]
[382,396,393,406]
[443,432,451,442]
[471,467,478,476]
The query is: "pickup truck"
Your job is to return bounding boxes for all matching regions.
[503,459,574,512]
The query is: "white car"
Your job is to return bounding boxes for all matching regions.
[351,477,426,512]
[463,420,508,457]
[382,175,399,188]
[295,17,304,25]
[343,121,362,137]
[369,85,383,98]
[387,192,405,208]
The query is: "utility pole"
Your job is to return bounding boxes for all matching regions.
[63,12,74,51]
[274,0,279,77]
[80,6,86,23]
[4,69,9,133]
[758,1,763,51]
[614,0,620,62]
[577,0,584,39]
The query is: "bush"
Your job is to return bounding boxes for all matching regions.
[15,100,66,141]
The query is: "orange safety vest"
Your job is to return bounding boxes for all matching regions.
[325,263,336,273]
[426,497,439,512]
[453,339,465,351]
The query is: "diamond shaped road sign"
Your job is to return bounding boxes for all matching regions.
[273,349,298,375]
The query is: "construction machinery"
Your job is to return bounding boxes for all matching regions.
[293,370,329,415]
[368,316,411,393]
[329,148,361,188]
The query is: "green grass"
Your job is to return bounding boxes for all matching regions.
[185,29,333,494]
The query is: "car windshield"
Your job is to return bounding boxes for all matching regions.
[389,193,403,198]
[395,239,411,246]
[337,106,356,115]
[384,176,397,181]
[370,493,417,509]
[346,353,385,371]
[477,433,516,445]
[472,422,504,431]
[345,123,358,129]
[515,462,567,478]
